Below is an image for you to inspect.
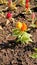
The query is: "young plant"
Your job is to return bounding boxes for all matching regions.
[8,0,17,10]
[12,22,32,44]
[30,48,37,58]
[31,12,35,24]
[30,12,37,28]
[25,0,32,14]
[6,12,15,25]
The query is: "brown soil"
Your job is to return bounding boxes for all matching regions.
[0,4,37,65]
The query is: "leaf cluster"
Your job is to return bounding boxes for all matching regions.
[12,28,32,44]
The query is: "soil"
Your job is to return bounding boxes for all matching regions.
[0,2,37,65]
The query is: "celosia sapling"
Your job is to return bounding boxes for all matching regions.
[8,0,17,10]
[6,12,12,25]
[6,12,15,25]
[31,12,35,23]
[32,12,35,20]
[25,0,31,13]
[6,12,12,19]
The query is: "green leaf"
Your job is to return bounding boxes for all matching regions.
[12,28,20,36]
[34,48,37,52]
[30,24,36,28]
[12,28,32,44]
[30,53,37,59]
[20,32,32,43]
[19,0,26,6]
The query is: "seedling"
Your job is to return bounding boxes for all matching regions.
[30,53,37,58]
[6,12,15,25]
[12,22,32,44]
[30,48,37,58]
[8,0,17,10]
[30,12,37,28]
[25,0,32,14]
